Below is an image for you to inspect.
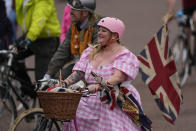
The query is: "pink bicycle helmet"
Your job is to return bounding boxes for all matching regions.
[97,17,125,39]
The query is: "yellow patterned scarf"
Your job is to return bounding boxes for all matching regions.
[70,25,94,56]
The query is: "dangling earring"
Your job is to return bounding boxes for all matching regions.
[111,38,119,43]
[111,33,119,43]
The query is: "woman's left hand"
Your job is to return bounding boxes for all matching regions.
[88,84,101,94]
[162,12,174,25]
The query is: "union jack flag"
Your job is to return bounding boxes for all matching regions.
[137,25,183,124]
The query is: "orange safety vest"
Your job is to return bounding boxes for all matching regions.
[70,25,94,56]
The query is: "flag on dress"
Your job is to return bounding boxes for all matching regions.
[91,72,152,131]
[137,25,183,124]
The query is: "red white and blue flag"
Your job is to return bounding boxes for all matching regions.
[137,25,183,124]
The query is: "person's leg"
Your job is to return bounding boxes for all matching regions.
[13,60,37,98]
[14,49,36,98]
[35,55,52,81]
[31,38,59,81]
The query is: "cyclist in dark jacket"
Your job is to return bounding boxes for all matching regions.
[43,0,102,80]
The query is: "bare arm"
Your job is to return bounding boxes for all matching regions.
[64,71,85,86]
[163,0,177,24]
[167,0,176,15]
[107,69,126,85]
[89,69,126,93]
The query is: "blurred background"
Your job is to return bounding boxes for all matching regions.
[21,0,196,130]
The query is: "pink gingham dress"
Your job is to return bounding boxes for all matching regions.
[63,47,142,131]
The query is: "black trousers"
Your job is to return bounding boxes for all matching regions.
[16,37,59,97]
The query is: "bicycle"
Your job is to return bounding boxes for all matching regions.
[9,79,90,131]
[171,10,196,87]
[0,44,37,130]
[9,79,93,131]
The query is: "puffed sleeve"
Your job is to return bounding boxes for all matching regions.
[72,47,92,72]
[113,50,139,81]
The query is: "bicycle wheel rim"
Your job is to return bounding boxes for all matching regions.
[171,36,189,87]
[9,108,60,131]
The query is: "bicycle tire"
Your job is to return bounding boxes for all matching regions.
[0,86,17,131]
[171,35,190,87]
[9,108,61,131]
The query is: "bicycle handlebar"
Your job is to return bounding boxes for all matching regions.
[0,45,18,67]
[38,79,59,83]
[0,45,18,55]
[35,79,96,97]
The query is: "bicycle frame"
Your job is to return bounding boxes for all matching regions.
[0,45,37,110]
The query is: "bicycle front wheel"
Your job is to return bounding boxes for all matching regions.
[9,108,61,131]
[171,36,190,87]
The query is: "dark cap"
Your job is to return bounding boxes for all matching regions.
[67,0,96,13]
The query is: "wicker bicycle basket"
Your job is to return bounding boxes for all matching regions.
[37,91,82,120]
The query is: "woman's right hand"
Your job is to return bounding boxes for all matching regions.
[88,84,102,94]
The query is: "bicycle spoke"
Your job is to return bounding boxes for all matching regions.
[171,36,190,87]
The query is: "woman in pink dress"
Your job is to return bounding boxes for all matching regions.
[62,17,151,131]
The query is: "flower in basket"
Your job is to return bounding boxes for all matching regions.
[67,80,86,91]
